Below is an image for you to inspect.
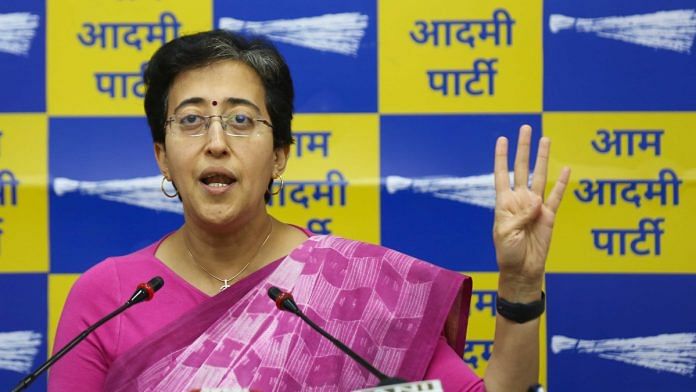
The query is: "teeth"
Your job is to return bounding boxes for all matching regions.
[201,173,234,186]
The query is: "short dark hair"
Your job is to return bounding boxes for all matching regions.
[144,30,294,149]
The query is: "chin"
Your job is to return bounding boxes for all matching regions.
[200,202,260,228]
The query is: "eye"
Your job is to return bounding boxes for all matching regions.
[178,114,203,126]
[225,113,254,131]
[233,114,251,125]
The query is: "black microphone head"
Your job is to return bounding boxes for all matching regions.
[268,286,282,301]
[268,286,300,313]
[148,276,164,292]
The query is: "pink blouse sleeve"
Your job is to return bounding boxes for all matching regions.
[48,260,122,392]
[423,336,486,392]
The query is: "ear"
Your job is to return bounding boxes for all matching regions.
[154,143,170,179]
[272,145,290,177]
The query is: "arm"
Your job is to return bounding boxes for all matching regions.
[48,261,121,392]
[483,125,571,391]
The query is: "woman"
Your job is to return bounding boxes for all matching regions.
[49,30,570,391]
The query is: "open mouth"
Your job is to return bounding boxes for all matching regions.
[200,173,236,188]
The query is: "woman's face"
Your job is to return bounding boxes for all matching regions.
[155,60,287,229]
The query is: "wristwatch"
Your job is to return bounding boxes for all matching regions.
[496,291,545,323]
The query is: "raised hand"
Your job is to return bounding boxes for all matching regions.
[493,125,571,301]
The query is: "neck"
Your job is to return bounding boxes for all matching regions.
[181,211,274,277]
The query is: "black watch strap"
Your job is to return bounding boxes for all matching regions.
[496,291,545,323]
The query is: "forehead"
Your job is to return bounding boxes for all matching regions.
[167,60,267,113]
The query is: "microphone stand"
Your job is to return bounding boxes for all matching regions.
[268,287,406,386]
[294,305,405,386]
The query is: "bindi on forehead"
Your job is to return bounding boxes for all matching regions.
[171,96,264,116]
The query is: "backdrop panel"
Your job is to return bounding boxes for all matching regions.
[0,0,693,390]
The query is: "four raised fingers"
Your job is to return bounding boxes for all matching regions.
[499,125,570,212]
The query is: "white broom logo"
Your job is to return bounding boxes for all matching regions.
[385,172,520,210]
[549,9,696,54]
[219,12,369,56]
[0,12,40,56]
[552,333,696,377]
[0,330,42,373]
[53,176,183,214]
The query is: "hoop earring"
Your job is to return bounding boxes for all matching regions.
[161,176,178,198]
[270,175,284,195]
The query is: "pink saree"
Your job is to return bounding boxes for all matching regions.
[103,235,472,391]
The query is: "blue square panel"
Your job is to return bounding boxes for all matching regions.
[544,0,696,110]
[49,117,182,273]
[380,115,541,271]
[0,0,45,112]
[214,0,377,113]
[546,274,696,391]
[0,274,47,391]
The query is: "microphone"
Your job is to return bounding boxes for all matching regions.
[268,286,407,386]
[12,276,165,392]
[129,276,164,304]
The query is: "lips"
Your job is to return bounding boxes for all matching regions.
[199,168,237,188]
[201,174,234,186]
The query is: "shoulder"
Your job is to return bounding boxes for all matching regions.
[67,240,164,312]
[75,240,161,285]
[55,240,170,354]
[307,235,463,281]
[307,234,403,259]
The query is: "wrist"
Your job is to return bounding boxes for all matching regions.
[497,274,543,303]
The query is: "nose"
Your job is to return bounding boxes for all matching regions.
[204,116,228,132]
[204,117,231,157]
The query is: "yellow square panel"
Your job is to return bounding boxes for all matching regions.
[0,114,48,272]
[379,0,542,113]
[268,114,380,244]
[545,112,696,273]
[47,0,212,115]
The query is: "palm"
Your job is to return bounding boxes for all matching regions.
[493,125,570,285]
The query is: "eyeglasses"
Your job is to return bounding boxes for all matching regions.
[165,113,273,138]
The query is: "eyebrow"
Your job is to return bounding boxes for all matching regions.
[171,97,263,115]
